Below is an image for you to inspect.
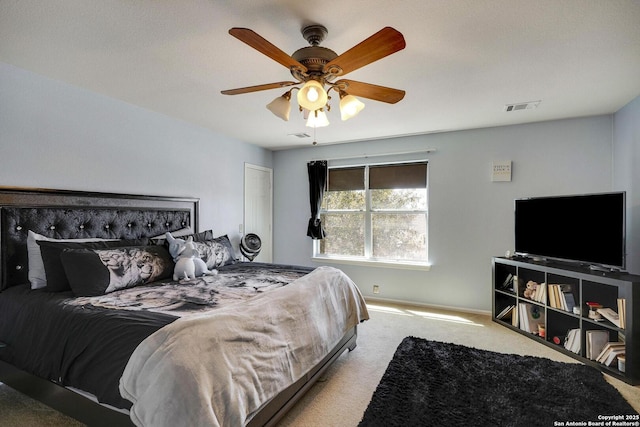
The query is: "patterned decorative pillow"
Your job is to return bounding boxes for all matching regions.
[37,239,149,292]
[195,235,237,269]
[60,245,173,297]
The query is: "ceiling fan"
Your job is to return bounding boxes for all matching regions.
[221,25,406,128]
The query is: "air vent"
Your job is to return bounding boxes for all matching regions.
[504,100,541,112]
[288,133,311,138]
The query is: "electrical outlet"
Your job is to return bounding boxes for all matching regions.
[373,285,380,294]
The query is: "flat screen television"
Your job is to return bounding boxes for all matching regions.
[514,192,626,270]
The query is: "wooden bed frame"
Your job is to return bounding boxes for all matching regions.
[0,187,357,427]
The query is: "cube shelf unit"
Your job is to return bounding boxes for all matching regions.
[492,256,640,385]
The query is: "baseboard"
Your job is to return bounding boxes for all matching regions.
[364,296,491,316]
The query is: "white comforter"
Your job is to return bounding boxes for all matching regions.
[119,266,369,427]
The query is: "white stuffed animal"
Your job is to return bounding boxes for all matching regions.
[166,233,217,280]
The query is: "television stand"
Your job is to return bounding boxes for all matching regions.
[588,264,621,273]
[492,256,639,385]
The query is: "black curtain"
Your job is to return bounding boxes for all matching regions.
[307,160,327,239]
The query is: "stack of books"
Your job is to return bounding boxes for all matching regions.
[548,284,576,313]
[586,330,609,360]
[595,341,625,367]
[564,328,581,353]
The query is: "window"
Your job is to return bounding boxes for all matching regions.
[314,161,428,267]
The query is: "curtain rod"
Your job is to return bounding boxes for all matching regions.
[312,149,436,162]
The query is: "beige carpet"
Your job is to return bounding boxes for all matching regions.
[0,382,83,427]
[1,300,639,426]
[279,300,640,426]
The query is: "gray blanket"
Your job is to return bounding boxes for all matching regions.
[119,266,369,426]
[65,264,310,317]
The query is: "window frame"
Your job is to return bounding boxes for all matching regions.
[312,160,430,270]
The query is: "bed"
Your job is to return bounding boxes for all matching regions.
[0,187,369,426]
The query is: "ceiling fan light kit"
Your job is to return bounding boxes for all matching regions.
[222,24,406,140]
[306,109,330,128]
[266,91,292,121]
[297,80,328,111]
[339,91,365,121]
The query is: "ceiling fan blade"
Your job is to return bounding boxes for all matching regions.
[221,81,298,95]
[324,27,406,76]
[229,28,307,72]
[335,79,405,104]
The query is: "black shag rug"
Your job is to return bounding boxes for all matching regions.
[359,336,637,427]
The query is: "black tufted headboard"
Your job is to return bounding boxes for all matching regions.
[0,187,199,290]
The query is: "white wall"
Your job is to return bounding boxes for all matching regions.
[613,95,640,272]
[3,61,630,313]
[0,62,273,243]
[273,116,614,312]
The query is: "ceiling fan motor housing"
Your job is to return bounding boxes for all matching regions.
[292,46,338,73]
[291,25,339,81]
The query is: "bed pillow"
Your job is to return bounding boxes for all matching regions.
[195,235,237,269]
[27,230,117,290]
[60,245,174,297]
[37,239,150,292]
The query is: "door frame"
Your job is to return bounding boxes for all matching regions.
[243,163,273,262]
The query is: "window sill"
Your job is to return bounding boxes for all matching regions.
[311,256,431,271]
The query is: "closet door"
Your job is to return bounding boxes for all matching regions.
[244,163,273,262]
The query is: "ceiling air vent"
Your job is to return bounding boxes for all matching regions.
[288,132,311,138]
[504,100,541,112]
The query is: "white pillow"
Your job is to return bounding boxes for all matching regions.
[27,230,116,290]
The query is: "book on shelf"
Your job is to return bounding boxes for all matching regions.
[548,284,558,308]
[500,273,514,290]
[522,281,547,304]
[547,284,576,312]
[563,290,576,312]
[597,307,621,328]
[596,342,625,367]
[548,284,562,309]
[518,303,529,332]
[586,330,609,360]
[564,328,581,354]
[533,282,547,303]
[496,305,515,321]
[518,303,543,334]
[559,284,574,312]
[617,298,626,330]
[512,304,518,327]
[596,341,625,362]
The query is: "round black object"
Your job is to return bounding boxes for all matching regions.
[240,233,261,261]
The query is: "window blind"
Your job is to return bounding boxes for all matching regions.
[369,162,427,189]
[328,167,365,191]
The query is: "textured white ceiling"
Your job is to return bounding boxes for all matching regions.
[1,0,639,150]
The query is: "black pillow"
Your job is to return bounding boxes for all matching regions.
[37,239,149,292]
[60,245,173,297]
